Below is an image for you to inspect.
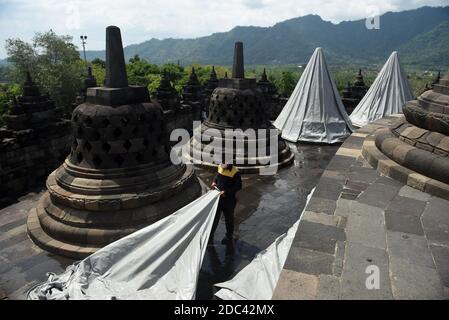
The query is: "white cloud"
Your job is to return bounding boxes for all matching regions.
[0,0,447,58]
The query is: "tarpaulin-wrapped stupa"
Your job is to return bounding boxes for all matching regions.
[273,48,353,144]
[350,51,413,127]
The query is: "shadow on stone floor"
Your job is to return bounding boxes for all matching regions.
[195,143,339,299]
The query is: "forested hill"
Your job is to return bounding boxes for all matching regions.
[83,5,449,67]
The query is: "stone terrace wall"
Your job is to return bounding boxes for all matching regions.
[0,122,71,206]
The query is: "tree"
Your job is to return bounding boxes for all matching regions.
[91,64,105,86]
[162,63,184,83]
[5,30,84,110]
[129,54,141,64]
[147,74,162,96]
[127,56,159,87]
[274,71,298,97]
[4,39,36,77]
[0,65,12,82]
[91,58,105,68]
[0,83,21,125]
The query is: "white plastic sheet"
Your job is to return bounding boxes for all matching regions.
[274,48,353,144]
[350,51,413,127]
[214,188,315,300]
[27,190,221,300]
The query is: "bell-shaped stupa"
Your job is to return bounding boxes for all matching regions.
[274,48,353,144]
[350,51,413,127]
[188,42,293,173]
[341,69,369,115]
[182,67,203,103]
[27,26,202,259]
[257,68,282,120]
[155,70,180,111]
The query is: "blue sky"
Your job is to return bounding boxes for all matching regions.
[0,0,447,58]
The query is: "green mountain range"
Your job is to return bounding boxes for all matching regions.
[65,6,449,68]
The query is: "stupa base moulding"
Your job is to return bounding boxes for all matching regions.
[362,116,449,200]
[27,163,202,259]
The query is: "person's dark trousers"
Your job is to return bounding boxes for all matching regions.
[210,200,235,240]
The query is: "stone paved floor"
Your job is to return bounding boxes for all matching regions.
[0,143,338,300]
[273,117,449,300]
[0,190,73,300]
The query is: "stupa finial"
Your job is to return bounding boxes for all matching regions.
[232,42,244,79]
[105,26,128,88]
[261,68,268,82]
[26,71,32,84]
[210,66,217,80]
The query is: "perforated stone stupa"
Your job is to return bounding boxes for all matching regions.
[341,69,369,115]
[188,42,294,173]
[27,26,202,258]
[202,66,219,116]
[180,67,202,122]
[257,68,284,120]
[182,67,204,104]
[75,66,97,105]
[155,70,180,111]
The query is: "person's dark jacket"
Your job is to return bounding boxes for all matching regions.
[213,166,242,207]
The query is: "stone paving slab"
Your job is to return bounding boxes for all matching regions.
[429,244,449,287]
[345,202,386,250]
[389,255,446,299]
[357,182,401,209]
[275,116,449,300]
[291,220,346,254]
[421,197,449,247]
[317,274,340,300]
[339,243,393,300]
[272,269,318,300]
[283,247,334,276]
[398,185,432,202]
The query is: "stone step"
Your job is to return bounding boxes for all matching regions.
[27,208,99,259]
[362,129,449,200]
[433,84,449,96]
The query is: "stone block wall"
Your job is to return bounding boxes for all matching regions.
[0,121,71,206]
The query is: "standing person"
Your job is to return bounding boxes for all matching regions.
[209,163,242,246]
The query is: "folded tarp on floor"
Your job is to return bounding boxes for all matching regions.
[27,190,220,300]
[273,47,353,144]
[214,188,315,300]
[350,51,413,127]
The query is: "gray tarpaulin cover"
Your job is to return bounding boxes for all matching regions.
[213,188,315,300]
[27,190,220,300]
[273,47,353,144]
[350,51,413,127]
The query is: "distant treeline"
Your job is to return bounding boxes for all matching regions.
[0,30,438,126]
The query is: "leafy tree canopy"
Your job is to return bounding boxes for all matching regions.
[91,58,105,68]
[5,29,84,110]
